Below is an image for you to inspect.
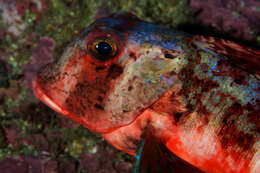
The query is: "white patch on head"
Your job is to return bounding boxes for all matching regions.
[179,112,219,161]
[105,45,186,122]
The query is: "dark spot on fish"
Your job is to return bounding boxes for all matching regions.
[107,63,123,79]
[173,112,183,123]
[75,83,85,95]
[97,96,103,102]
[201,79,219,92]
[127,136,139,146]
[63,72,68,76]
[95,66,107,71]
[94,103,104,110]
[129,52,137,60]
[128,86,133,91]
[195,53,201,64]
[65,97,85,117]
[185,103,196,113]
[234,74,246,85]
[164,53,175,59]
[122,136,138,151]
[164,71,177,78]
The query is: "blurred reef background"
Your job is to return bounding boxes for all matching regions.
[0,0,259,172]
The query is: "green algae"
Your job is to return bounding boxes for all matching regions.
[61,127,101,159]
[103,0,195,27]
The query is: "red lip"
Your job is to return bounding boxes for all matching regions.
[32,78,82,123]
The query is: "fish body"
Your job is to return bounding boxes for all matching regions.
[33,13,260,173]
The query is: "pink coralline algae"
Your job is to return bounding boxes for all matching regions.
[190,0,260,42]
[0,0,49,36]
[21,37,56,90]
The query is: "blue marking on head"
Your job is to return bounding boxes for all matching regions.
[239,78,259,105]
[91,13,188,51]
[196,43,223,59]
[113,12,130,17]
[163,42,177,50]
[175,46,182,51]
[160,75,177,86]
[98,18,126,28]
[206,56,219,76]
[136,155,140,160]
[201,47,212,54]
[199,55,219,79]
[129,21,187,49]
[145,79,151,84]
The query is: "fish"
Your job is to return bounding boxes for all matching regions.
[32,12,260,173]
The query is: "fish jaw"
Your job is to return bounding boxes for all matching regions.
[32,77,82,124]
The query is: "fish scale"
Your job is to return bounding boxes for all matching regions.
[33,12,260,173]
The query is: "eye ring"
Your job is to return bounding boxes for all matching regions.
[88,37,118,61]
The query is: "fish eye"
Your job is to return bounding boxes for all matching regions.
[89,37,118,61]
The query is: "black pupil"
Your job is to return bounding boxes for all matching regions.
[95,42,112,56]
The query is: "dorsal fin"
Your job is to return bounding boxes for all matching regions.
[191,35,260,76]
[133,128,204,173]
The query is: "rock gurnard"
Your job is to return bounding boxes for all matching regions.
[32,13,260,173]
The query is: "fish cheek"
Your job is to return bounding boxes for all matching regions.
[63,62,125,130]
[63,67,108,117]
[64,81,107,118]
[36,62,62,86]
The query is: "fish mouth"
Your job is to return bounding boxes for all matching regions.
[32,77,124,133]
[32,78,83,124]
[32,77,148,134]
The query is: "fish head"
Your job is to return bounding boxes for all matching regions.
[33,12,187,133]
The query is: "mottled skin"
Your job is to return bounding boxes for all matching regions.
[33,13,260,173]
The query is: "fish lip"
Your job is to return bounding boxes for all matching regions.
[32,78,65,115]
[32,78,117,133]
[32,77,82,123]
